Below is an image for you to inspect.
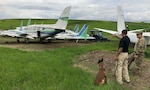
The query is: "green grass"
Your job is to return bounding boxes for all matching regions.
[0,43,121,90]
[0,41,149,90]
[1,19,150,31]
[0,19,57,30]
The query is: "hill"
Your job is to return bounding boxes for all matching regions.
[0,19,150,31]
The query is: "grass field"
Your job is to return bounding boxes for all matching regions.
[0,42,130,90]
[0,19,150,90]
[1,19,150,31]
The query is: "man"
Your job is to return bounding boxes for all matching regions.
[128,31,147,76]
[114,30,130,84]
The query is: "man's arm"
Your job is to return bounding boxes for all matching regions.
[112,34,122,39]
[115,47,123,60]
[116,48,123,57]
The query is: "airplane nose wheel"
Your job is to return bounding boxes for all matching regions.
[40,38,44,44]
[76,39,79,43]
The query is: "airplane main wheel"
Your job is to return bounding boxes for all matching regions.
[25,38,29,44]
[40,38,44,44]
[17,38,20,43]
[47,39,51,43]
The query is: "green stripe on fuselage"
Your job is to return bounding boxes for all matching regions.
[59,17,69,21]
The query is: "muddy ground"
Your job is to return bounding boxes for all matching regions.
[0,40,150,90]
[75,50,150,90]
[0,40,93,51]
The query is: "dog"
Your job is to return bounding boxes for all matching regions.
[94,58,107,85]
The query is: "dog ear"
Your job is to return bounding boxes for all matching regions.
[101,58,103,61]
[98,58,103,64]
[97,60,100,64]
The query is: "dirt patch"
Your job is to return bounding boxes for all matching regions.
[74,50,116,73]
[0,40,94,51]
[75,50,150,90]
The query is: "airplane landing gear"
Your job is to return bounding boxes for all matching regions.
[25,38,29,43]
[16,37,20,43]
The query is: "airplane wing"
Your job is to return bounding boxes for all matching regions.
[0,30,21,37]
[94,28,118,35]
[143,33,150,45]
[0,30,34,38]
[26,35,36,39]
[143,32,150,37]
[128,29,144,33]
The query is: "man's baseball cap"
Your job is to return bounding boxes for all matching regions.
[135,31,143,34]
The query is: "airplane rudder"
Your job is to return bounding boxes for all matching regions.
[73,24,79,32]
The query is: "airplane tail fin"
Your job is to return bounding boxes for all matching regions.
[54,6,71,29]
[73,24,79,33]
[77,24,88,37]
[20,20,23,31]
[117,6,126,34]
[27,18,31,26]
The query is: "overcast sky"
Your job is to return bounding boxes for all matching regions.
[0,0,150,22]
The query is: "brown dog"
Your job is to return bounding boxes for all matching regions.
[94,58,107,85]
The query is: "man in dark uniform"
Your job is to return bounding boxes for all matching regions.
[114,30,130,84]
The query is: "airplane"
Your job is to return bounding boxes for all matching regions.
[26,6,71,30]
[54,24,80,39]
[55,24,95,42]
[94,6,150,45]
[0,6,71,43]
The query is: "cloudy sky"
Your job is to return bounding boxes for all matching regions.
[0,0,150,22]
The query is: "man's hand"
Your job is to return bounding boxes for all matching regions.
[134,54,138,59]
[112,34,117,37]
[114,56,118,61]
